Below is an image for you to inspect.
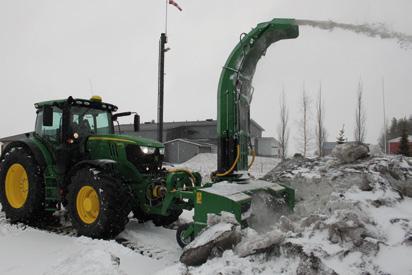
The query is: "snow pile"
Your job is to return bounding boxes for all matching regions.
[263,154,412,274]
[180,213,241,266]
[164,152,412,274]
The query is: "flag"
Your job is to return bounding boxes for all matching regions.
[169,0,182,11]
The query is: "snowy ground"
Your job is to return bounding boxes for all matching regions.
[1,153,412,275]
[0,211,178,275]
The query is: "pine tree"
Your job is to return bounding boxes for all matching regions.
[399,123,410,156]
[336,125,347,144]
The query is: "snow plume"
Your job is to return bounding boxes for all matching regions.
[296,19,412,49]
[247,191,291,233]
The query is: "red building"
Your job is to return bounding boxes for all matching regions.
[388,135,412,154]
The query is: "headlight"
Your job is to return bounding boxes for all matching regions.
[140,146,156,154]
[159,148,165,155]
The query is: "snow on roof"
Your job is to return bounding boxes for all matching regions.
[388,135,412,143]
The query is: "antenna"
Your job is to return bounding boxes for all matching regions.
[88,78,94,96]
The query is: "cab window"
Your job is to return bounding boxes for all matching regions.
[35,106,63,142]
[71,107,113,136]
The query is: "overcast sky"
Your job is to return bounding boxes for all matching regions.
[0,0,411,154]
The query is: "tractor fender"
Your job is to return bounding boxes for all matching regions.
[1,140,47,169]
[67,159,119,180]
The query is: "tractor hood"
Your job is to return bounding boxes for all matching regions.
[88,134,164,148]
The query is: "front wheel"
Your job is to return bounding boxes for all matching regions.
[176,223,194,248]
[68,167,130,239]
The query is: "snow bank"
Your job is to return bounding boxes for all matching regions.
[168,154,412,274]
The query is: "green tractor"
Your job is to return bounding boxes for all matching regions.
[0,18,299,246]
[0,95,199,239]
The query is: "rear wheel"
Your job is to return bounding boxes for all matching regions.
[0,147,47,224]
[68,167,130,239]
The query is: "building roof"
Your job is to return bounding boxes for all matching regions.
[121,119,265,132]
[164,138,213,148]
[388,135,412,143]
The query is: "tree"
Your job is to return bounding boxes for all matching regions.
[297,87,312,157]
[399,120,410,156]
[337,124,347,144]
[354,80,366,144]
[277,89,289,160]
[378,116,412,151]
[315,85,327,157]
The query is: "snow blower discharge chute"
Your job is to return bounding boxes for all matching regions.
[0,18,299,247]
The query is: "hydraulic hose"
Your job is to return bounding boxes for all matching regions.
[248,149,256,170]
[216,144,241,177]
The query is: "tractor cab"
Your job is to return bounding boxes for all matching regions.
[33,96,152,175]
[34,96,124,144]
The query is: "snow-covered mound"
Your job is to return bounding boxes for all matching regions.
[163,154,412,275]
[176,153,280,181]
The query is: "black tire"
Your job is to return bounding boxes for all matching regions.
[176,223,194,248]
[132,206,152,223]
[67,167,131,239]
[0,147,47,224]
[152,209,183,227]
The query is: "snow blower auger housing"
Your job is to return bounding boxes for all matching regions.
[177,18,299,246]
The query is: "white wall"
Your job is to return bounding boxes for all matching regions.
[255,138,280,157]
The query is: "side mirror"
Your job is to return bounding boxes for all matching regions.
[43,106,53,127]
[112,111,132,121]
[134,114,140,132]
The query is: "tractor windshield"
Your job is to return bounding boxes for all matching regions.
[71,106,114,136]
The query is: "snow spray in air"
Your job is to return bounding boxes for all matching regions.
[295,19,412,49]
[247,191,291,233]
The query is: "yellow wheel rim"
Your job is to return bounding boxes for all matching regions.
[76,186,100,224]
[5,163,29,209]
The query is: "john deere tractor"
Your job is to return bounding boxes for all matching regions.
[0,95,202,238]
[0,18,299,246]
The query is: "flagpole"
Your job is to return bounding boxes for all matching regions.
[165,0,168,35]
[158,0,168,142]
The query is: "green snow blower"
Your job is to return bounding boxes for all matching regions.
[0,18,299,246]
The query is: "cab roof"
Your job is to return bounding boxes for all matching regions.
[34,96,118,112]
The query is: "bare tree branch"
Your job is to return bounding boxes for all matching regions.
[354,80,367,143]
[297,87,313,157]
[316,84,327,157]
[277,89,289,160]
